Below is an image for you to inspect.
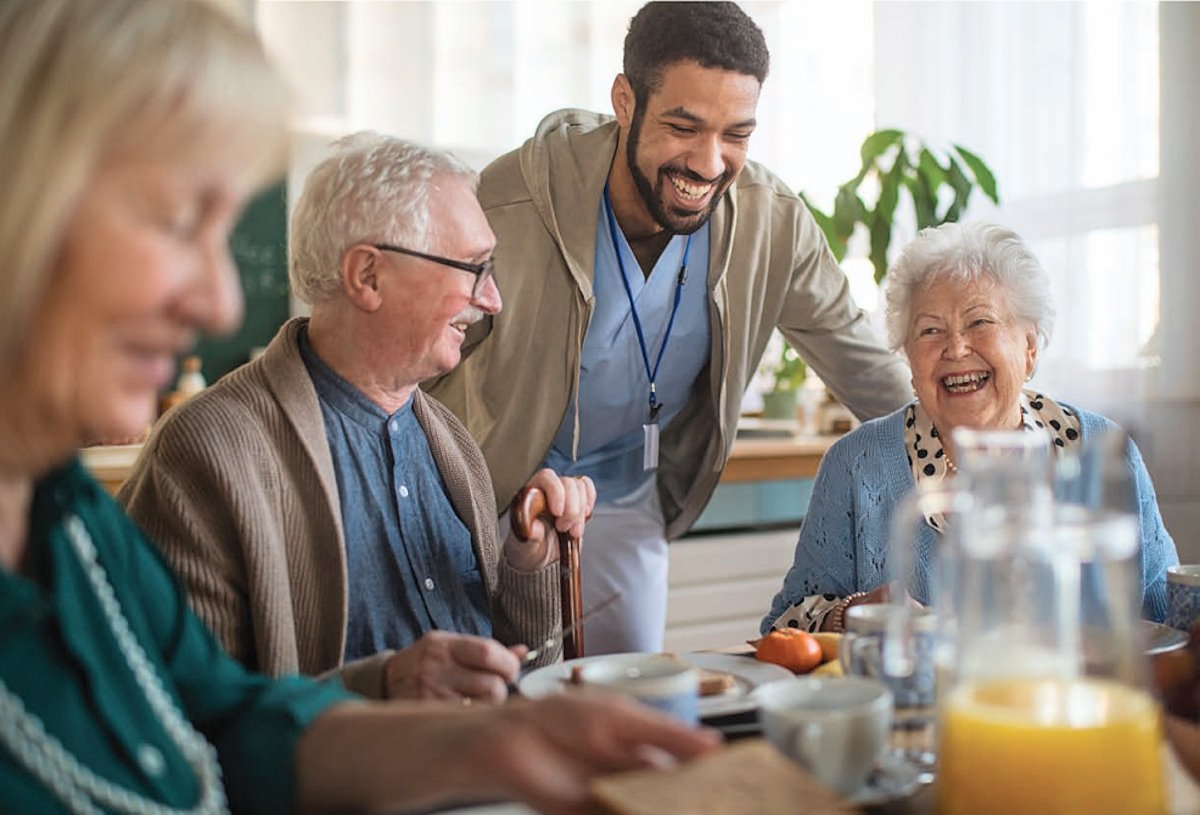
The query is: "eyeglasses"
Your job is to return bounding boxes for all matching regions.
[373,243,495,300]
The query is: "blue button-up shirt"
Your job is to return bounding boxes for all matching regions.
[299,329,491,661]
[544,199,712,502]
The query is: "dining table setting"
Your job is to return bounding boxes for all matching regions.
[444,436,1200,814]
[426,615,1200,815]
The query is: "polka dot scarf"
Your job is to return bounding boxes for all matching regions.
[904,388,1082,531]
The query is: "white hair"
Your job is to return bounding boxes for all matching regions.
[288,132,479,305]
[884,221,1055,354]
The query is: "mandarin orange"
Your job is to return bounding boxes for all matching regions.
[754,628,823,674]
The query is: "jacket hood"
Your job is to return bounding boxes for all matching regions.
[509,109,620,297]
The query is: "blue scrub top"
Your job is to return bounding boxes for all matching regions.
[544,198,712,502]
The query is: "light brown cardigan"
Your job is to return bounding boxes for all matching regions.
[119,318,560,698]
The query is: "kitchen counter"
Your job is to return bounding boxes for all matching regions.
[721,434,837,483]
[80,429,838,496]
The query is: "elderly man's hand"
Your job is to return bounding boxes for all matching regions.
[504,469,596,572]
[383,631,525,703]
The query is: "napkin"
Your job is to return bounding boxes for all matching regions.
[590,738,862,815]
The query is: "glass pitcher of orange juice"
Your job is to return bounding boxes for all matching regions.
[931,429,1165,815]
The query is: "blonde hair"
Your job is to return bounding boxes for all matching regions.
[0,0,291,367]
[289,132,478,305]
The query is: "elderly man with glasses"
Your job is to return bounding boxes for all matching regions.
[120,132,594,704]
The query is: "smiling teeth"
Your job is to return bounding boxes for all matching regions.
[942,372,989,393]
[670,175,710,200]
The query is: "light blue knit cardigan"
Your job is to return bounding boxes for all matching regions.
[762,402,1178,632]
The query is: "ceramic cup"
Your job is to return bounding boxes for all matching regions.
[578,654,700,724]
[1167,565,1200,631]
[753,676,893,796]
[839,603,937,709]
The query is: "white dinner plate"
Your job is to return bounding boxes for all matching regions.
[516,651,793,719]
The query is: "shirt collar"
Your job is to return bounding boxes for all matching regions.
[297,324,412,432]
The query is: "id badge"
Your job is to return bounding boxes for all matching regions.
[642,422,660,471]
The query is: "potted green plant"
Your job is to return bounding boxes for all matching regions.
[751,131,999,424]
[800,128,1000,284]
[760,338,807,420]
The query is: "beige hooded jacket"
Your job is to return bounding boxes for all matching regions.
[427,110,911,539]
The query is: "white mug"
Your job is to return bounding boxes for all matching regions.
[753,676,892,796]
[578,654,700,724]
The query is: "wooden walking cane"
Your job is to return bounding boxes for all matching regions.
[510,486,586,659]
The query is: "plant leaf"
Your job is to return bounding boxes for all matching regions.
[798,192,843,258]
[869,214,891,285]
[942,156,973,223]
[906,173,938,230]
[876,159,903,226]
[860,128,905,166]
[832,185,866,242]
[953,144,999,203]
[917,147,947,190]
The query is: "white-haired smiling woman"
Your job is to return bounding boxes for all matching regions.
[0,1,715,813]
[762,221,1177,635]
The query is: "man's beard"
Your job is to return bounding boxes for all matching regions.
[626,106,728,236]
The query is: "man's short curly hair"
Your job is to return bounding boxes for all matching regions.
[623,2,769,106]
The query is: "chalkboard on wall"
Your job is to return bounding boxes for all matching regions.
[190,182,290,383]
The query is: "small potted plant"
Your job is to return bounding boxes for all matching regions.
[759,334,807,421]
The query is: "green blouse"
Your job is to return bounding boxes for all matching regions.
[0,459,356,813]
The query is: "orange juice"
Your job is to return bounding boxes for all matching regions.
[937,678,1165,815]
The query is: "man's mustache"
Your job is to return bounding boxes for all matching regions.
[662,165,726,186]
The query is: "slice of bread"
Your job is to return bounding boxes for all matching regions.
[590,739,862,815]
[697,668,736,697]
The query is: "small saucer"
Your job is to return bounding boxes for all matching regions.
[847,749,925,806]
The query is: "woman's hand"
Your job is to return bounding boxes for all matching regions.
[295,689,720,815]
[819,582,924,631]
[462,693,721,815]
[504,469,596,572]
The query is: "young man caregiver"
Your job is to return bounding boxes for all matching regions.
[428,1,911,653]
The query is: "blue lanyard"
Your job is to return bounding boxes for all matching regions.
[603,182,692,422]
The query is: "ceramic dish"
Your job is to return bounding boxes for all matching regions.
[1144,619,1189,655]
[846,748,924,807]
[517,651,793,719]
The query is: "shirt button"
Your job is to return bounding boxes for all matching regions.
[399,485,410,498]
[137,744,165,777]
[424,577,435,591]
[389,420,399,433]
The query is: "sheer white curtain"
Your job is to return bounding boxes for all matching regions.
[875,2,1161,405]
[254,0,873,200]
[874,1,1200,553]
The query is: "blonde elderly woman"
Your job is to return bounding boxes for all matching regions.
[0,1,715,813]
[762,222,1177,635]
